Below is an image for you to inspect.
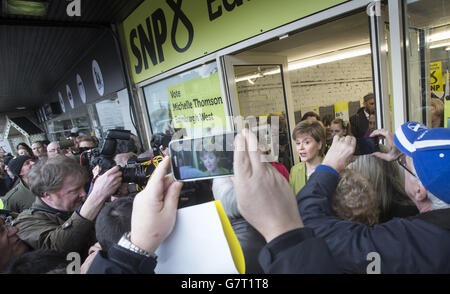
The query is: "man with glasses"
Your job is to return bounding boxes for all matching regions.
[296,121,450,273]
[47,142,64,158]
[13,155,122,259]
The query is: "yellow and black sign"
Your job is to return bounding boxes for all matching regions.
[121,0,347,84]
[167,71,225,129]
[430,61,443,93]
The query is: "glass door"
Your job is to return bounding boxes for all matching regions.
[222,54,295,170]
[369,1,392,132]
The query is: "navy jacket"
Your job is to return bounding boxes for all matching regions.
[87,244,157,274]
[349,107,369,138]
[87,227,340,274]
[297,166,450,274]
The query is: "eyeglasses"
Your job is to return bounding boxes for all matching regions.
[397,154,417,178]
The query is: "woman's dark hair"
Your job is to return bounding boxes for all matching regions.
[4,249,68,274]
[16,143,33,157]
[300,111,320,122]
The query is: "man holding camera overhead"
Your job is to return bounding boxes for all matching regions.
[13,155,122,259]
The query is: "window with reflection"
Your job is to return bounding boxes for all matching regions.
[143,62,227,138]
[406,0,449,128]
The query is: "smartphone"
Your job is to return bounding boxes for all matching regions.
[354,137,380,155]
[169,132,236,182]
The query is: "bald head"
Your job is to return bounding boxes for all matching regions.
[47,142,61,158]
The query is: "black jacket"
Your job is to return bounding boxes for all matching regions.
[297,165,450,274]
[87,244,157,274]
[350,107,369,138]
[230,217,266,274]
[87,227,340,274]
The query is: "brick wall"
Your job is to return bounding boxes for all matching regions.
[236,55,374,117]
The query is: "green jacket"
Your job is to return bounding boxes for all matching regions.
[3,179,36,214]
[14,197,96,257]
[289,162,307,196]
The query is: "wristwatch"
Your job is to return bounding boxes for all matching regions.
[117,232,157,259]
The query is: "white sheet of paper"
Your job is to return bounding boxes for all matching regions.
[155,201,239,274]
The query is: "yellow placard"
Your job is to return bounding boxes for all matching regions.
[167,71,226,129]
[430,61,443,93]
[122,0,347,83]
[214,200,245,274]
[334,101,349,121]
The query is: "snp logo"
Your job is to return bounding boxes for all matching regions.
[66,0,81,17]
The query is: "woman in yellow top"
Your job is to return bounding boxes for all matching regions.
[289,120,326,196]
[201,151,231,176]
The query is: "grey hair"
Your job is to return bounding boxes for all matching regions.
[212,177,240,219]
[28,155,87,196]
[428,191,450,210]
[348,154,414,220]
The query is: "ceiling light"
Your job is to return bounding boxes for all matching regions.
[235,73,263,83]
[288,46,371,71]
[429,41,450,49]
[235,45,371,82]
[6,0,48,17]
[16,106,26,110]
[428,30,450,43]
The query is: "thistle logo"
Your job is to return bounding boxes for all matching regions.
[67,0,81,17]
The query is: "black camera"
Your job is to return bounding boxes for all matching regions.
[88,129,132,171]
[151,133,172,156]
[79,129,155,188]
[121,156,157,189]
[354,137,380,155]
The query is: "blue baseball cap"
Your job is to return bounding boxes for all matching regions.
[394,122,450,203]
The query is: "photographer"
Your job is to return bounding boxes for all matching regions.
[76,136,97,150]
[13,155,122,258]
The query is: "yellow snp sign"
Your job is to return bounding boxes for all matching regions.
[430,61,443,92]
[122,0,347,84]
[167,71,226,129]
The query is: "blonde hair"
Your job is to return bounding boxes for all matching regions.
[431,98,444,117]
[332,168,379,225]
[431,98,444,128]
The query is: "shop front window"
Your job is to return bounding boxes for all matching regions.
[405,0,450,128]
[47,116,91,141]
[93,89,137,138]
[143,62,227,138]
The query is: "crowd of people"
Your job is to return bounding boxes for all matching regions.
[0,92,449,274]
